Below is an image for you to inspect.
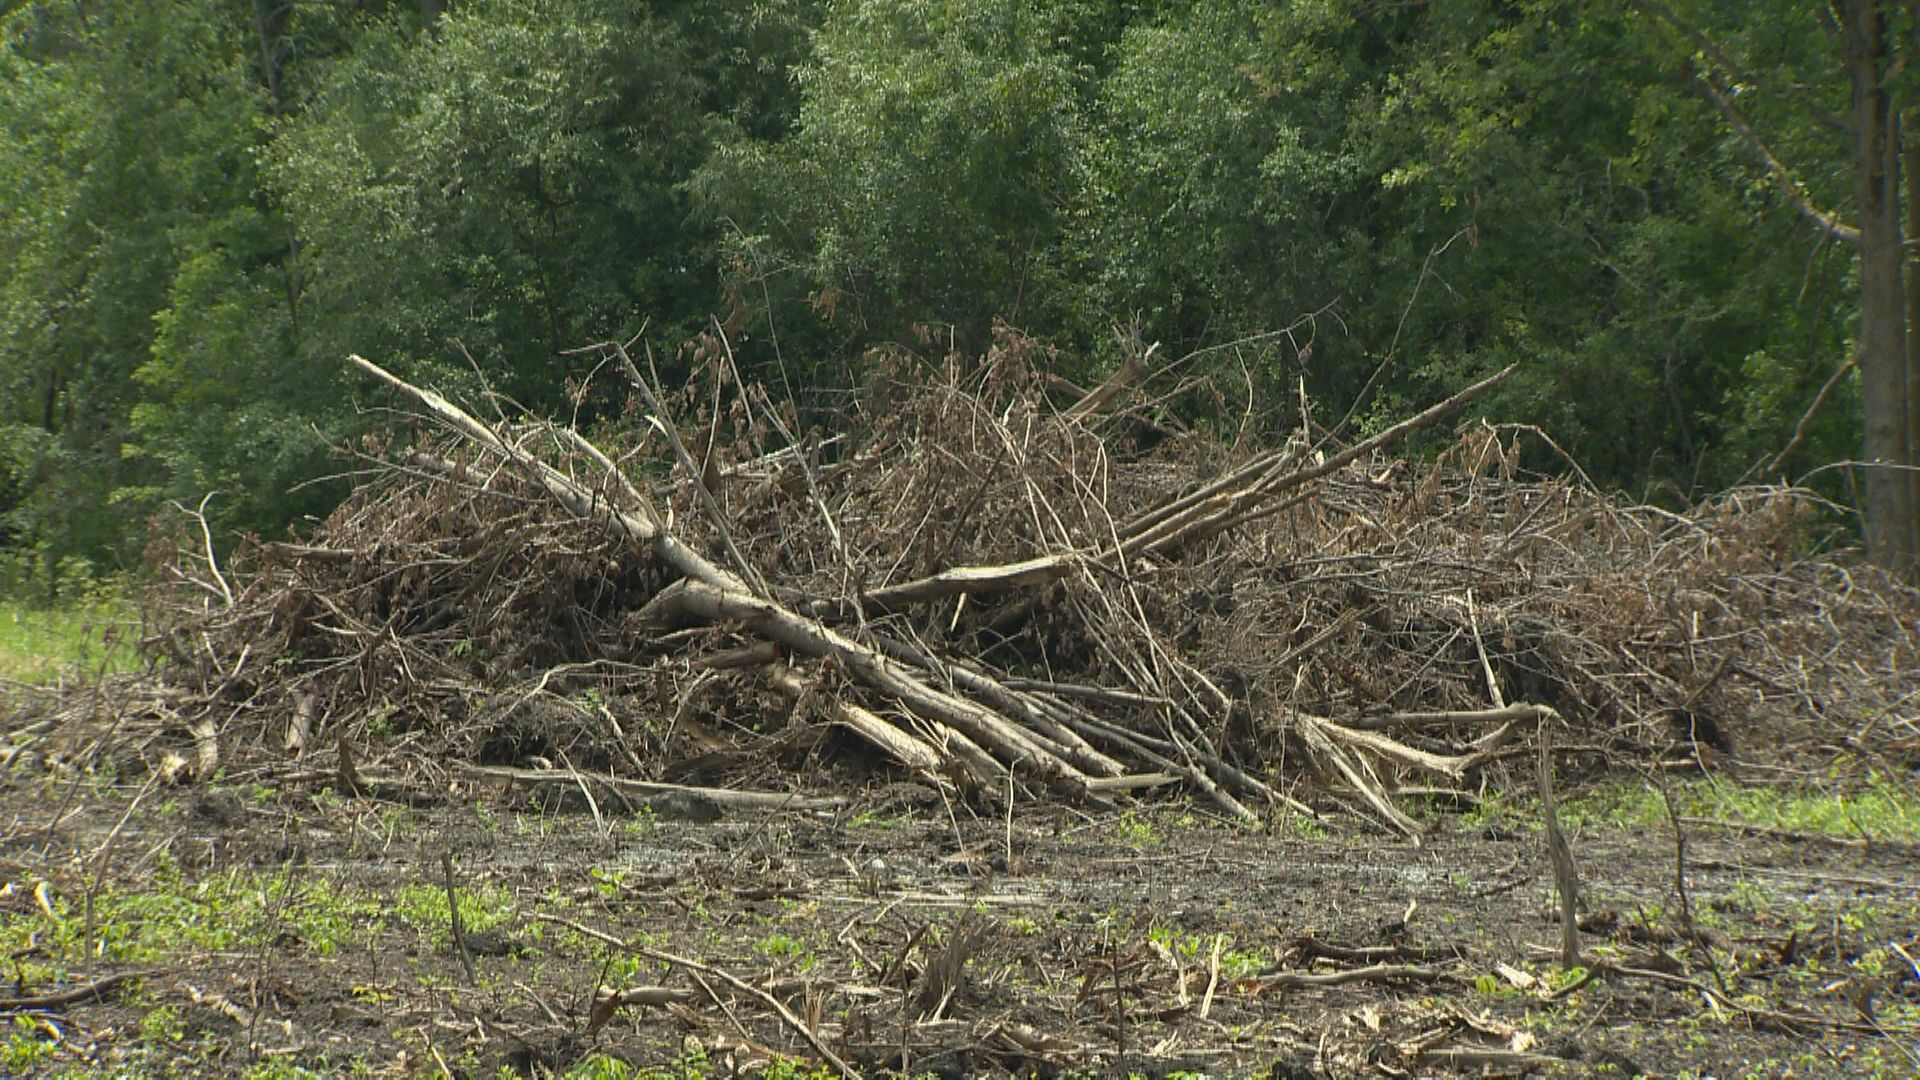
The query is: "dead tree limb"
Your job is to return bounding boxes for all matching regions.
[642,579,1097,799]
[349,353,1102,800]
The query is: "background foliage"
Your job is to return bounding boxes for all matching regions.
[0,0,1868,595]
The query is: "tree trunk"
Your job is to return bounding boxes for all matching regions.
[1847,0,1918,577]
[1906,99,1920,570]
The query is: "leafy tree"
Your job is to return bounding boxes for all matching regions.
[1072,0,1371,399]
[0,0,1901,581]
[0,2,280,581]
[698,0,1090,362]
[275,1,699,400]
[1075,1,1856,495]
[1345,1,1854,490]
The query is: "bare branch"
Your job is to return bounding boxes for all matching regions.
[1622,0,1858,240]
[1688,64,1860,243]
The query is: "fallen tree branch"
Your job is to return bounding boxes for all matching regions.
[802,555,1074,621]
[1250,962,1451,989]
[1292,712,1425,837]
[764,663,947,773]
[0,969,161,1009]
[642,579,1098,799]
[453,763,843,812]
[1347,703,1557,732]
[349,352,1102,802]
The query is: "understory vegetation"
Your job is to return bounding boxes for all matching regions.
[0,591,135,683]
[0,0,1881,586]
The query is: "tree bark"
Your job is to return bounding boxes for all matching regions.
[1906,98,1920,568]
[1846,0,1918,577]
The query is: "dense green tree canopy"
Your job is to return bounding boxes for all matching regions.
[0,0,1895,591]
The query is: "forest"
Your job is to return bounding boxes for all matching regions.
[0,0,1907,592]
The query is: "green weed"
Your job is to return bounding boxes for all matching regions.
[1114,810,1161,848]
[0,860,384,986]
[0,591,137,683]
[393,881,516,950]
[1565,775,1920,842]
[0,1016,56,1073]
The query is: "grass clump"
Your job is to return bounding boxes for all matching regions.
[1565,775,1920,842]
[0,588,137,683]
[0,856,386,988]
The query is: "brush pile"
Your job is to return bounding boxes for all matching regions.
[19,329,1919,830]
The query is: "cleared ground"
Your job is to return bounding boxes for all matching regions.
[2,768,1917,1078]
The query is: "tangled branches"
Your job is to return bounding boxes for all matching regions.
[56,329,1919,831]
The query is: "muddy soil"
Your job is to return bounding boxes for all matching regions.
[2,771,1917,1078]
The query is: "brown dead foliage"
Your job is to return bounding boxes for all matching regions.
[17,328,1920,827]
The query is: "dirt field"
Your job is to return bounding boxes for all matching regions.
[3,766,1917,1078]
[7,341,1907,1076]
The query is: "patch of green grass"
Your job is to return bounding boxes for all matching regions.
[393,880,517,950]
[1564,775,1920,842]
[241,1061,330,1080]
[0,1016,57,1074]
[626,1043,715,1079]
[566,1056,644,1080]
[1457,790,1530,834]
[755,931,817,972]
[848,808,901,830]
[0,592,137,683]
[1145,925,1267,978]
[139,1003,186,1045]
[0,857,387,990]
[1271,810,1327,839]
[763,1058,839,1080]
[622,806,657,837]
[1114,809,1161,848]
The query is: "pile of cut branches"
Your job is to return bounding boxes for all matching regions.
[19,330,1917,830]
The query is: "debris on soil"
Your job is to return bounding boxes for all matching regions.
[3,778,1917,1078]
[6,325,1920,1077]
[11,326,1914,830]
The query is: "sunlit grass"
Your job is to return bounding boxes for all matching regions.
[0,593,138,683]
[1564,774,1920,842]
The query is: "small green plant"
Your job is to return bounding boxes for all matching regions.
[1458,791,1528,834]
[377,804,418,842]
[1148,924,1205,960]
[848,808,898,830]
[591,866,627,898]
[568,1055,641,1079]
[242,1061,329,1080]
[1472,971,1519,1000]
[628,1041,713,1079]
[763,1058,838,1080]
[623,806,657,837]
[755,932,812,967]
[362,703,398,741]
[1272,811,1327,839]
[1547,965,1589,992]
[0,863,383,981]
[393,881,515,949]
[0,1016,55,1073]
[1564,775,1920,842]
[1114,810,1161,848]
[139,1003,186,1045]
